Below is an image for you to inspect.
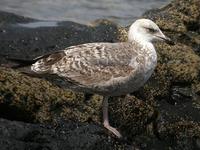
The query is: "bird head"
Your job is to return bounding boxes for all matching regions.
[128,18,174,45]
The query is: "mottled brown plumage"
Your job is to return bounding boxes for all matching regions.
[12,19,173,138]
[31,42,147,95]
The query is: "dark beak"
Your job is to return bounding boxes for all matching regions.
[159,36,175,45]
[163,36,174,45]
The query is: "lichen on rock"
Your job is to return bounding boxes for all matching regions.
[0,0,200,149]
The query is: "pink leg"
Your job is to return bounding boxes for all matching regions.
[102,96,122,138]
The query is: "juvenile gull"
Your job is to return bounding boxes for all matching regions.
[9,19,173,138]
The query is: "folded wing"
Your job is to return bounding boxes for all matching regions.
[31,42,139,86]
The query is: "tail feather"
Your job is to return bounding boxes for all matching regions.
[6,58,37,69]
[4,57,41,76]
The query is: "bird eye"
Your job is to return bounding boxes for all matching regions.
[146,27,157,33]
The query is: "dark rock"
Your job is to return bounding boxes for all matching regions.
[169,84,193,105]
[0,67,155,142]
[0,16,122,63]
[158,121,200,150]
[0,0,200,149]
[0,67,100,123]
[0,11,34,24]
[0,118,132,150]
[110,95,155,140]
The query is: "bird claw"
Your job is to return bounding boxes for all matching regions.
[104,124,122,138]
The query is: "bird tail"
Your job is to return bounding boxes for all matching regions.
[0,57,46,78]
[6,58,37,69]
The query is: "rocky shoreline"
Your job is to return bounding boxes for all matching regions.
[0,0,200,149]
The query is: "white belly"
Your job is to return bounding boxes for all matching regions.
[108,66,155,96]
[88,61,156,96]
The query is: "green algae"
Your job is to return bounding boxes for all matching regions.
[0,0,199,147]
[156,43,200,83]
[159,121,200,149]
[140,0,200,105]
[110,95,155,139]
[0,67,101,123]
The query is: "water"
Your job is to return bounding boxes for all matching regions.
[17,21,59,28]
[0,0,171,25]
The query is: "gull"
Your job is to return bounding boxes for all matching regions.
[8,19,173,138]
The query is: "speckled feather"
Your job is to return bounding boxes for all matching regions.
[31,41,156,96]
[28,19,168,96]
[8,19,172,138]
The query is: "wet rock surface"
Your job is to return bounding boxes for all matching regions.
[0,0,200,149]
[0,118,133,150]
[0,11,121,62]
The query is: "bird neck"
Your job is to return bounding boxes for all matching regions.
[134,38,152,47]
[129,37,155,54]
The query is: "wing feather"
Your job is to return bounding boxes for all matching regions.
[31,42,140,86]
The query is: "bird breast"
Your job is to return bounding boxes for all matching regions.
[96,45,157,96]
[133,44,157,89]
